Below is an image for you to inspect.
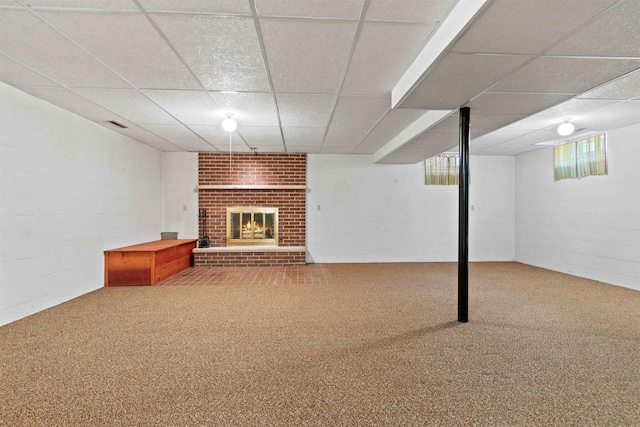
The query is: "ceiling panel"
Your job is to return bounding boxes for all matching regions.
[237,126,284,146]
[466,92,572,116]
[110,123,182,150]
[491,57,640,94]
[17,86,132,124]
[139,0,251,14]
[0,8,128,88]
[151,13,270,91]
[353,126,401,153]
[323,127,370,147]
[26,0,138,10]
[376,107,434,130]
[209,92,279,127]
[75,88,178,124]
[0,56,57,86]
[399,53,532,109]
[282,127,326,146]
[260,17,356,93]
[546,0,640,58]
[140,124,209,146]
[255,0,363,19]
[471,128,535,147]
[144,90,219,125]
[375,139,456,163]
[451,0,617,55]
[330,95,389,128]
[39,10,201,90]
[190,125,238,146]
[572,100,640,131]
[525,98,620,127]
[579,70,640,100]
[365,0,454,23]
[341,21,435,95]
[275,93,334,127]
[214,143,251,153]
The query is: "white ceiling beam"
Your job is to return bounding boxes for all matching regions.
[372,109,453,163]
[391,0,488,109]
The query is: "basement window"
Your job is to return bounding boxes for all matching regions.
[424,156,460,185]
[425,155,459,185]
[553,133,607,181]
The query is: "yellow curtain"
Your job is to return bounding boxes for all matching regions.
[554,142,577,180]
[576,134,607,178]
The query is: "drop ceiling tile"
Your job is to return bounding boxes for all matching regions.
[144,90,218,125]
[140,124,208,145]
[547,0,640,57]
[214,143,251,153]
[237,126,284,146]
[209,92,279,127]
[110,123,181,149]
[139,0,251,14]
[451,0,617,54]
[0,56,58,86]
[323,127,370,146]
[190,125,238,145]
[330,95,389,128]
[527,98,620,125]
[466,92,572,116]
[251,144,285,153]
[17,86,132,123]
[282,127,326,146]
[413,129,483,142]
[255,0,363,19]
[491,57,640,94]
[75,88,178,124]
[353,126,400,153]
[579,70,640,101]
[275,93,334,127]
[0,9,129,88]
[377,139,456,163]
[27,0,138,10]
[176,144,216,152]
[376,107,431,130]
[151,14,270,91]
[321,144,359,154]
[341,21,435,95]
[472,128,536,147]
[399,53,532,109]
[260,18,356,93]
[366,0,454,23]
[286,144,322,154]
[39,10,201,90]
[573,100,640,131]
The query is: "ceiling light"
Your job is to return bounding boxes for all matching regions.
[557,122,575,136]
[221,114,237,132]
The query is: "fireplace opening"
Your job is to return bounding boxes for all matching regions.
[227,207,278,246]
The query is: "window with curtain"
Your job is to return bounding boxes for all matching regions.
[425,155,459,185]
[553,133,607,181]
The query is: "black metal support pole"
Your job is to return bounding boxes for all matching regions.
[458,107,470,323]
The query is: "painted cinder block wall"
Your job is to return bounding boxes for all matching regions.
[516,123,640,290]
[0,84,162,326]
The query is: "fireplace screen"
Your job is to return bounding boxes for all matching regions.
[227,207,278,246]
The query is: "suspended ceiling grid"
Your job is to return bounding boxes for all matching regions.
[0,0,639,164]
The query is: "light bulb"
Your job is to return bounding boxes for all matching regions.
[222,116,237,132]
[557,122,575,136]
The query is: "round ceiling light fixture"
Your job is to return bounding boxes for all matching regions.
[221,113,237,132]
[557,121,575,136]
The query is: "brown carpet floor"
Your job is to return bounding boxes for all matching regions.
[1,262,639,426]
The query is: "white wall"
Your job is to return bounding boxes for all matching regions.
[307,154,515,263]
[162,152,198,239]
[516,123,640,290]
[0,84,163,325]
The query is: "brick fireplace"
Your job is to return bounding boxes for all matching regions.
[194,153,306,267]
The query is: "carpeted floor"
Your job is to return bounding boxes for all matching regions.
[1,262,639,426]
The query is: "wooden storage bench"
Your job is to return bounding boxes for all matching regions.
[104,239,198,286]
